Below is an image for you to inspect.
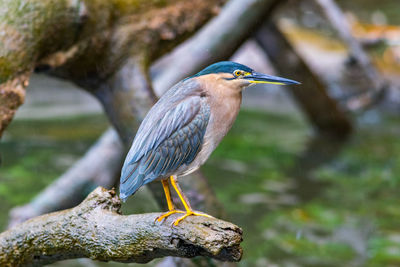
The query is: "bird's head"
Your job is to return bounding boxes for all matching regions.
[192,61,299,91]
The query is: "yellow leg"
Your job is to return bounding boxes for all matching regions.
[162,179,175,211]
[155,178,184,222]
[170,175,213,226]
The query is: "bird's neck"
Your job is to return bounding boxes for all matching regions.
[197,73,243,97]
[199,73,242,139]
[196,74,242,113]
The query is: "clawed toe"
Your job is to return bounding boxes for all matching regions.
[155,176,214,226]
[155,210,214,226]
[172,211,214,226]
[155,210,185,223]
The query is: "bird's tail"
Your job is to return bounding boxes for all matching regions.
[119,163,144,202]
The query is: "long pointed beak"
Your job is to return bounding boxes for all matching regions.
[244,72,300,85]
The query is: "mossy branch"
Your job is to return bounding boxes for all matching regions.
[0,187,243,266]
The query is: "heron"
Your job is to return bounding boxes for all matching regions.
[120,61,299,226]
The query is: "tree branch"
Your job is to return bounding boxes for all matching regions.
[314,0,387,111]
[0,187,243,266]
[255,22,352,137]
[0,0,226,136]
[0,72,30,139]
[152,0,280,95]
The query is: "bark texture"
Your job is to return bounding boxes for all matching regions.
[0,72,29,136]
[0,187,243,266]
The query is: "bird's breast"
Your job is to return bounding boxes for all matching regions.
[176,75,243,176]
[209,95,241,141]
[194,91,242,167]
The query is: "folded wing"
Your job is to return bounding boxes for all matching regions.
[120,94,210,201]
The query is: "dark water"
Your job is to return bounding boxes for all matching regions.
[2,109,400,266]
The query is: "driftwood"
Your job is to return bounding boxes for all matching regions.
[0,187,243,266]
[255,22,352,136]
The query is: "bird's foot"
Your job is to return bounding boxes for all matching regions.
[155,210,185,223]
[172,211,213,226]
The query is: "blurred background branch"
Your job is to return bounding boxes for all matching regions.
[314,0,388,111]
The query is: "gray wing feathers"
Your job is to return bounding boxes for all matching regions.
[120,94,210,200]
[126,93,200,163]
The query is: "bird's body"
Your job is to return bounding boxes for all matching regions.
[120,71,243,199]
[177,73,243,176]
[120,61,299,225]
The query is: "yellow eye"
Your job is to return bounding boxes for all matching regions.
[234,70,243,77]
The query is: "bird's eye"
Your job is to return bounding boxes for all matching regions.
[234,70,243,77]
